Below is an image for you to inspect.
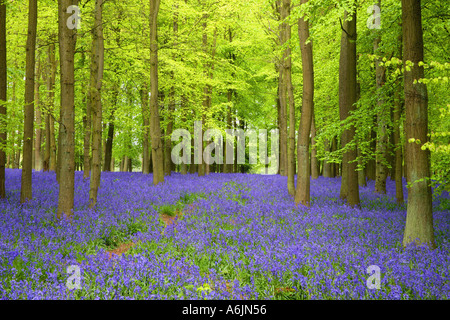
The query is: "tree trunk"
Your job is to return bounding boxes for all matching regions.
[224,89,233,173]
[374,3,388,194]
[323,138,331,177]
[284,0,296,196]
[47,43,57,172]
[394,31,404,204]
[366,119,377,180]
[0,0,6,197]
[141,83,150,174]
[21,0,37,203]
[401,0,434,248]
[57,0,78,219]
[103,94,116,172]
[331,137,338,177]
[278,4,288,177]
[295,0,313,206]
[89,0,104,208]
[34,54,42,171]
[357,145,366,186]
[149,0,164,185]
[310,111,319,179]
[338,9,360,208]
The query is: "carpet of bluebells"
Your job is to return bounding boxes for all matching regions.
[0,168,449,300]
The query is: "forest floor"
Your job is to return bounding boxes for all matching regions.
[0,169,449,299]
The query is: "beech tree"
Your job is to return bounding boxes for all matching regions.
[295,0,313,206]
[338,8,360,208]
[401,0,435,248]
[374,0,388,194]
[284,0,296,197]
[0,0,6,197]
[43,43,57,172]
[149,0,164,185]
[20,0,37,203]
[89,0,105,208]
[57,0,78,219]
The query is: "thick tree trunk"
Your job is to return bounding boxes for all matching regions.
[21,0,37,203]
[338,9,360,207]
[57,0,78,219]
[0,1,6,197]
[402,0,434,248]
[149,0,164,185]
[295,0,313,206]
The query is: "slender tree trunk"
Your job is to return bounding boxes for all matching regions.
[284,0,296,196]
[21,0,37,203]
[394,31,404,204]
[149,0,164,185]
[295,0,313,206]
[198,16,208,177]
[338,9,360,207]
[10,82,17,170]
[88,0,104,208]
[141,83,150,174]
[83,100,91,178]
[356,82,366,187]
[47,43,57,172]
[189,138,196,174]
[323,138,331,177]
[57,0,78,219]
[43,48,51,171]
[374,4,388,194]
[34,54,42,171]
[366,116,377,180]
[331,137,338,177]
[0,0,6,197]
[310,111,319,179]
[276,78,281,175]
[402,0,434,248]
[224,28,235,174]
[103,91,117,172]
[278,1,287,177]
[224,89,233,173]
[357,145,366,186]
[165,4,179,176]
